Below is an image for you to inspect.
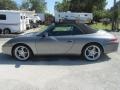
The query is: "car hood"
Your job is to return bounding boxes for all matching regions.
[19,32,39,37]
[4,32,37,45]
[9,32,39,42]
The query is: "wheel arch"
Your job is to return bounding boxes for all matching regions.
[4,28,11,30]
[3,28,11,33]
[12,43,34,56]
[81,42,104,54]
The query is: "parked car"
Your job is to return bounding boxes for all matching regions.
[2,23,119,61]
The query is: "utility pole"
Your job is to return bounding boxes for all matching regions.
[112,0,117,31]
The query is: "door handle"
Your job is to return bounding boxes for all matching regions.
[67,40,73,43]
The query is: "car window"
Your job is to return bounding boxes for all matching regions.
[48,26,73,36]
[0,14,6,20]
[79,24,97,34]
[48,24,83,36]
[72,26,83,35]
[53,26,72,32]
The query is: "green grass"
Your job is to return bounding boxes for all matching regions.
[90,23,112,30]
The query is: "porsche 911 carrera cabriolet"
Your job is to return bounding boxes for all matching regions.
[2,23,119,61]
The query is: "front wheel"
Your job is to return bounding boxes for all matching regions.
[83,44,102,61]
[13,45,32,61]
[3,29,11,34]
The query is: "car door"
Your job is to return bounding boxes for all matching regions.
[35,25,74,55]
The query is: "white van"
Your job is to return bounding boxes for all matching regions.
[23,11,35,29]
[37,13,45,23]
[0,10,26,34]
[32,15,41,24]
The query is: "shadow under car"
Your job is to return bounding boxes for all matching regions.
[0,53,111,68]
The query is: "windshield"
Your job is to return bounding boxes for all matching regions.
[21,26,49,36]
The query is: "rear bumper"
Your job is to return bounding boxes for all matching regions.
[104,43,119,54]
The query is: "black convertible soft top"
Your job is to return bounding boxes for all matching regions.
[55,22,97,34]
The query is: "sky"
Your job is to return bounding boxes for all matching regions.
[15,0,119,14]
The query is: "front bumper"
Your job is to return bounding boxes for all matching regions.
[104,42,119,54]
[2,45,12,56]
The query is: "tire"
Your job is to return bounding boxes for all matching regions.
[26,27,30,30]
[3,29,11,34]
[13,45,32,61]
[83,44,102,61]
[33,24,37,28]
[0,29,2,34]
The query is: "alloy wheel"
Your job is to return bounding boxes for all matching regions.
[14,46,30,61]
[84,45,101,61]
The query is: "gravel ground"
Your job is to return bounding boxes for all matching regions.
[0,32,119,90]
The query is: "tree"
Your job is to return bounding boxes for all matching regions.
[55,0,108,21]
[111,0,120,31]
[55,0,71,12]
[93,10,111,21]
[0,0,18,10]
[44,13,54,25]
[20,1,30,10]
[55,0,106,13]
[21,0,46,13]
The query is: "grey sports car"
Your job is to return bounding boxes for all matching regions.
[2,23,119,61]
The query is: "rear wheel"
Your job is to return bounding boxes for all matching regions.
[0,29,2,34]
[83,44,102,61]
[3,29,11,34]
[13,45,32,61]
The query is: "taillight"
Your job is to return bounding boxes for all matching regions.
[110,37,118,43]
